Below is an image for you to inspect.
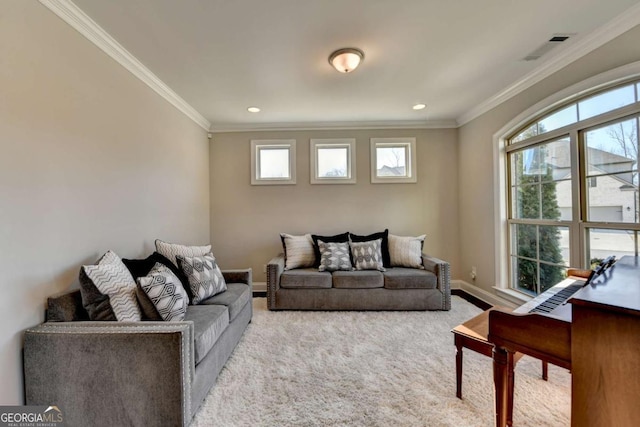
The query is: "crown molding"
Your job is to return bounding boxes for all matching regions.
[457,2,640,127]
[209,119,458,133]
[39,0,211,131]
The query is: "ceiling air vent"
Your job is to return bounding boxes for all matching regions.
[522,34,574,61]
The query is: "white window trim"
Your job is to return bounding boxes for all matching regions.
[250,139,296,185]
[310,138,356,184]
[493,60,640,294]
[370,137,417,183]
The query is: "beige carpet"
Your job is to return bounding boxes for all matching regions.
[192,296,570,426]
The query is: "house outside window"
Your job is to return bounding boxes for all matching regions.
[506,80,640,296]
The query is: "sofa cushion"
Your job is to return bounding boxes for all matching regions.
[184,305,229,365]
[388,234,426,268]
[350,230,390,267]
[349,239,385,272]
[318,241,353,272]
[383,268,437,289]
[280,269,332,289]
[177,254,227,304]
[280,233,315,270]
[333,271,384,289]
[200,283,251,321]
[311,232,349,267]
[137,263,189,321]
[80,250,141,322]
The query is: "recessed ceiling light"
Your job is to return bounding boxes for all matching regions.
[413,104,426,110]
[247,106,260,113]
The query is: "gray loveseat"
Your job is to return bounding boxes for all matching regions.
[267,254,450,311]
[23,269,252,427]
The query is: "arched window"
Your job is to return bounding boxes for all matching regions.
[504,78,640,296]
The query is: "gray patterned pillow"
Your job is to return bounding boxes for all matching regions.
[137,263,188,321]
[80,250,142,321]
[318,241,353,272]
[177,253,227,304]
[350,238,386,271]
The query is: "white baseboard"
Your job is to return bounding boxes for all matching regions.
[452,280,518,309]
[253,281,266,293]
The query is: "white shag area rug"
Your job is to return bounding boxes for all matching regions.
[192,297,570,427]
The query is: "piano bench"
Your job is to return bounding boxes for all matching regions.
[451,307,548,399]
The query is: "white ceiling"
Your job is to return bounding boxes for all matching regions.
[61,0,640,131]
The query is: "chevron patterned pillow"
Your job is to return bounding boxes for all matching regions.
[137,263,188,321]
[80,250,142,321]
[177,253,227,304]
[318,241,353,272]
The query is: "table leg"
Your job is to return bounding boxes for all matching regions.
[507,351,515,427]
[493,345,509,427]
[542,360,548,381]
[455,337,463,399]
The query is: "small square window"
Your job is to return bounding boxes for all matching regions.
[370,138,417,183]
[310,139,356,184]
[251,140,296,185]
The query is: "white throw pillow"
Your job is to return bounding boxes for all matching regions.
[155,239,211,267]
[388,234,426,268]
[280,233,315,270]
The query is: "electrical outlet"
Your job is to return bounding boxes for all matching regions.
[263,264,267,273]
[470,266,477,280]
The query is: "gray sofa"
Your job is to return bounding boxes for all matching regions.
[23,269,252,427]
[267,253,450,311]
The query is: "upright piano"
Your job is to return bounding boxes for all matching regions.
[487,256,640,427]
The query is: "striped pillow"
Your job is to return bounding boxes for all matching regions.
[80,250,142,321]
[280,233,315,270]
[388,234,426,268]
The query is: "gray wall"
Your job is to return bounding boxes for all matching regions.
[0,2,210,404]
[458,24,640,295]
[209,128,460,281]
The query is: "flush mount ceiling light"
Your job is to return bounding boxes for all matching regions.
[412,104,427,110]
[328,48,365,73]
[247,106,260,113]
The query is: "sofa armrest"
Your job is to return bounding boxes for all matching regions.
[222,268,253,289]
[266,254,285,310]
[422,253,451,310]
[24,321,194,427]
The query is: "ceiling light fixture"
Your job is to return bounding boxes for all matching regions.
[413,104,426,110]
[247,106,260,113]
[328,48,364,73]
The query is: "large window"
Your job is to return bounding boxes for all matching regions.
[506,80,640,295]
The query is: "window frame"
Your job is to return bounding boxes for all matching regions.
[370,137,417,183]
[250,139,296,185]
[503,77,640,297]
[310,138,356,184]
